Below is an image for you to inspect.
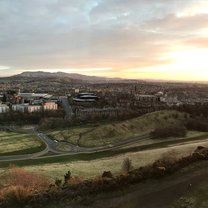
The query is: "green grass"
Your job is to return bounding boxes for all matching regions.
[47,110,188,147]
[0,130,45,156]
[47,126,93,144]
[119,131,207,150]
[171,160,208,207]
[1,131,208,179]
[173,176,208,208]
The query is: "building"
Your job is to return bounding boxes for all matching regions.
[135,94,160,102]
[17,92,52,103]
[0,104,9,113]
[27,105,42,113]
[12,104,29,113]
[12,104,42,113]
[73,92,99,102]
[75,107,119,118]
[43,102,58,111]
[12,102,58,113]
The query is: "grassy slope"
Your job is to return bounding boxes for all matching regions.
[0,130,45,156]
[48,110,187,147]
[80,110,187,147]
[1,132,208,179]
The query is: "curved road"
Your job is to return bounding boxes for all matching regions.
[1,126,208,162]
[0,125,152,161]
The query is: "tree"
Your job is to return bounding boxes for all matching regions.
[64,171,71,184]
[121,158,133,174]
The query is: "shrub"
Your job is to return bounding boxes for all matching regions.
[153,150,179,173]
[54,179,62,188]
[64,171,71,185]
[4,166,50,191]
[151,123,187,139]
[0,185,31,207]
[121,158,134,174]
[186,118,208,132]
[102,171,113,179]
[173,197,195,208]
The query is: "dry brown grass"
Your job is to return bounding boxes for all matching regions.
[0,166,51,206]
[0,185,31,204]
[4,166,50,190]
[69,176,85,186]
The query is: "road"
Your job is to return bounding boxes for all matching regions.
[0,125,152,161]
[1,125,208,163]
[60,96,73,119]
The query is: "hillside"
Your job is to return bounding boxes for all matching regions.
[2,147,208,208]
[49,110,188,147]
[12,71,123,83]
[79,110,187,146]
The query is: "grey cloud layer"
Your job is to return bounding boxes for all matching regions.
[0,0,207,76]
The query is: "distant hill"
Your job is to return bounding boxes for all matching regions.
[12,71,124,83]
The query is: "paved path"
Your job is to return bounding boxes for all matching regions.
[60,96,73,119]
[0,125,152,161]
[1,125,208,163]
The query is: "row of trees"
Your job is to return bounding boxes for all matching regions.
[151,123,187,139]
[0,109,65,125]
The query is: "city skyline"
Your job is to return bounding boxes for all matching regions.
[0,0,208,81]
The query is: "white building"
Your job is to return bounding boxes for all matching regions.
[27,105,42,113]
[17,92,52,103]
[12,104,42,113]
[12,104,29,113]
[0,104,9,113]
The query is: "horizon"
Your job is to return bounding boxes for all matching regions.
[1,70,208,84]
[0,0,208,81]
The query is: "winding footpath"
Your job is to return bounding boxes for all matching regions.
[0,125,152,162]
[1,125,208,163]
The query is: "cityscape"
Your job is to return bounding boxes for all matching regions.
[0,0,208,208]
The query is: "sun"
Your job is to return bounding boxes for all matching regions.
[164,48,208,81]
[170,49,208,70]
[124,48,208,81]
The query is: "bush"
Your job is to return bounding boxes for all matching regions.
[121,158,134,174]
[102,171,113,179]
[151,124,187,139]
[0,185,31,207]
[4,166,50,191]
[186,118,208,132]
[64,171,71,185]
[173,197,195,208]
[54,179,62,188]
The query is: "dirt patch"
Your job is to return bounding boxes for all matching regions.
[88,166,208,208]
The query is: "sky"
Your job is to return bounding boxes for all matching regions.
[0,0,208,81]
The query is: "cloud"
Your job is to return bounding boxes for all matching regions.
[0,0,207,80]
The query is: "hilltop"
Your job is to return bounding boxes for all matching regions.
[0,71,128,85]
[49,110,188,147]
[13,71,123,83]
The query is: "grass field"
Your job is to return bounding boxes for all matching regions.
[172,164,208,208]
[0,130,45,156]
[183,180,208,208]
[47,110,188,147]
[119,131,207,150]
[1,133,208,180]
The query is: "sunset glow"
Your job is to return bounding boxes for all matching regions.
[0,0,208,81]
